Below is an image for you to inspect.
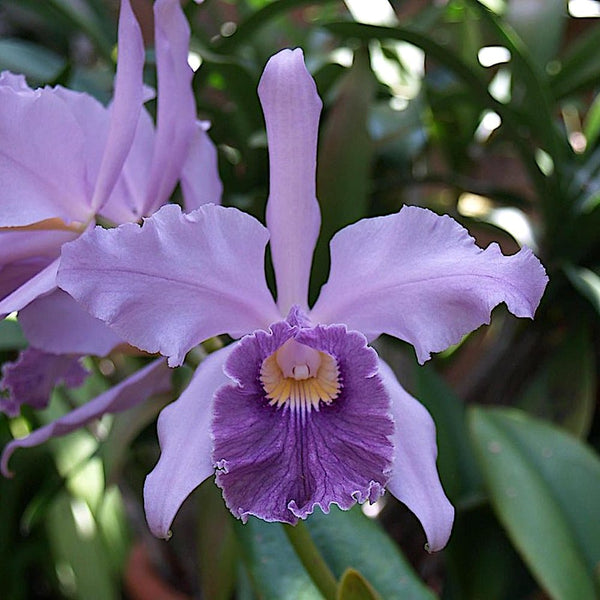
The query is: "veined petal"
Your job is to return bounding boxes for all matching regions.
[181,123,223,211]
[144,345,234,538]
[213,315,393,523]
[1,358,170,477]
[378,360,454,552]
[258,49,322,314]
[18,290,122,356]
[142,0,197,216]
[57,204,280,366]
[311,206,548,363]
[90,0,144,212]
[0,259,59,319]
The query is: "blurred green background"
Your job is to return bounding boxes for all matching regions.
[0,0,599,598]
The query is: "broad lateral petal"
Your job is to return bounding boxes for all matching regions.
[378,359,454,552]
[18,290,122,356]
[0,259,59,319]
[58,204,280,366]
[144,345,234,539]
[181,123,223,211]
[1,358,170,477]
[142,0,196,216]
[90,0,144,212]
[258,49,322,314]
[311,206,548,364]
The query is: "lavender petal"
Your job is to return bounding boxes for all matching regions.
[0,348,88,417]
[311,205,548,363]
[259,49,322,314]
[144,345,234,538]
[58,204,280,366]
[2,358,170,477]
[378,359,454,552]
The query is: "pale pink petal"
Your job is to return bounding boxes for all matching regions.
[258,49,322,313]
[144,345,234,538]
[181,122,223,211]
[18,290,122,356]
[378,360,454,552]
[58,204,280,366]
[90,0,145,212]
[311,206,548,363]
[1,358,170,477]
[0,259,59,319]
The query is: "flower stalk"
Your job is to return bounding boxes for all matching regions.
[282,521,338,600]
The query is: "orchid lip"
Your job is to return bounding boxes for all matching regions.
[259,338,341,413]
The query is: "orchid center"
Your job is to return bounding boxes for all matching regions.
[259,338,340,412]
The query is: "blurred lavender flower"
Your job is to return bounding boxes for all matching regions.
[0,0,221,417]
[55,49,547,551]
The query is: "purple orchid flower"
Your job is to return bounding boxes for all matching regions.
[0,0,221,417]
[0,0,220,339]
[55,49,547,551]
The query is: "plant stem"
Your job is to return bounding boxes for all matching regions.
[282,522,338,600]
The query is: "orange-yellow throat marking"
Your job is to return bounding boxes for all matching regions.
[260,346,341,412]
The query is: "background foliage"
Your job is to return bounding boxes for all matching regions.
[0,0,599,598]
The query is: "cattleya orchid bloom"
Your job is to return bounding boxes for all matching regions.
[0,0,221,418]
[55,49,547,551]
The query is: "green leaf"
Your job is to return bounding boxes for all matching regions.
[445,505,537,599]
[234,518,323,600]
[469,407,600,600]
[2,0,114,61]
[505,0,566,70]
[413,365,483,505]
[46,492,119,600]
[312,46,375,299]
[564,265,600,316]
[45,0,114,60]
[550,23,600,99]
[337,568,381,600]
[322,21,551,203]
[307,507,437,600]
[236,506,435,600]
[0,39,65,85]
[212,0,338,52]
[196,482,239,600]
[583,92,600,148]
[517,325,597,437]
[0,319,27,351]
[99,392,170,484]
[467,0,564,160]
